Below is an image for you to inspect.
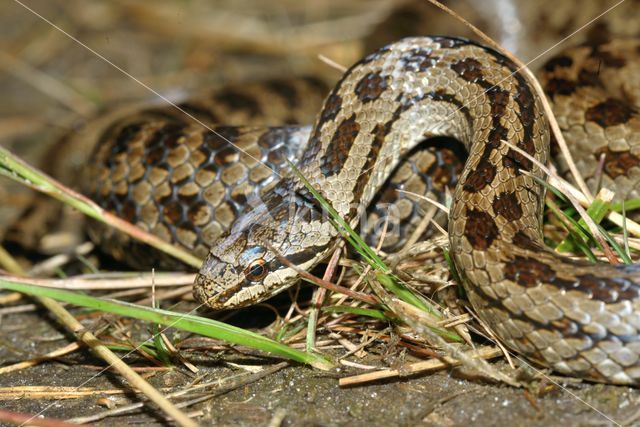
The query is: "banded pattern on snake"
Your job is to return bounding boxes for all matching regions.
[83,35,640,384]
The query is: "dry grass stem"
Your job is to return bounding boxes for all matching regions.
[367,274,519,386]
[0,342,81,374]
[317,54,348,72]
[503,140,617,262]
[266,242,380,305]
[396,189,450,214]
[339,345,503,386]
[547,174,640,239]
[1,272,195,290]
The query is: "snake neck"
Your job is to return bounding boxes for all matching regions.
[196,36,553,307]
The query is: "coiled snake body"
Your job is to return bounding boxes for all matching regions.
[87,37,640,384]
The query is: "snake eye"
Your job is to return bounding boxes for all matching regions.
[244,258,268,282]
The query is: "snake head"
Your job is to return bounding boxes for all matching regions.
[193,192,334,310]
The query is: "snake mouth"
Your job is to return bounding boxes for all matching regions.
[192,250,246,309]
[192,272,243,309]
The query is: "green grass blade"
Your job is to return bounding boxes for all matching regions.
[531,174,569,203]
[595,222,632,264]
[286,160,389,272]
[556,195,612,253]
[611,198,640,213]
[286,162,460,341]
[0,278,333,370]
[322,305,391,321]
[622,201,631,259]
[547,201,598,262]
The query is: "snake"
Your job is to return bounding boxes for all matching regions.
[80,34,640,385]
[187,36,640,385]
[85,34,640,385]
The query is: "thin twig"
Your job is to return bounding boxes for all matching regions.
[265,242,380,305]
[0,272,195,290]
[307,247,342,351]
[339,345,503,386]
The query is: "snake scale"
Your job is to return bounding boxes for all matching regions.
[81,32,640,383]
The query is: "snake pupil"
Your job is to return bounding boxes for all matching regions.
[245,259,267,282]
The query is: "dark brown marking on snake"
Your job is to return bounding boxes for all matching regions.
[425,90,473,126]
[163,201,184,225]
[449,58,510,125]
[121,200,137,223]
[144,123,185,165]
[202,127,239,152]
[110,123,143,159]
[463,157,497,193]
[595,146,640,178]
[145,123,186,155]
[464,209,498,250]
[214,146,240,167]
[355,72,388,103]
[213,89,261,117]
[299,132,322,166]
[544,78,578,97]
[503,255,640,303]
[590,47,626,68]
[585,99,636,127]
[573,273,639,303]
[301,76,329,93]
[512,231,542,251]
[493,191,523,221]
[146,145,165,166]
[400,47,436,72]
[321,114,360,177]
[543,55,573,71]
[486,121,510,153]
[513,83,535,131]
[577,69,602,87]
[544,65,606,99]
[490,87,511,117]
[504,255,556,287]
[425,143,465,189]
[319,93,342,124]
[503,148,533,173]
[359,45,392,66]
[177,102,218,122]
[265,80,299,108]
[454,66,518,175]
[511,73,537,170]
[451,58,483,82]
